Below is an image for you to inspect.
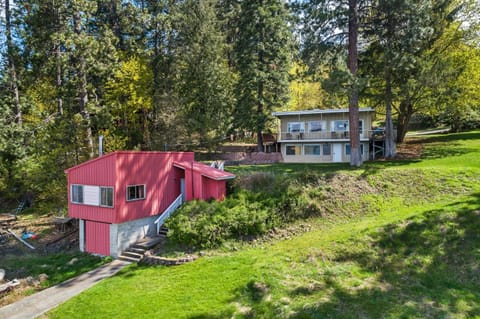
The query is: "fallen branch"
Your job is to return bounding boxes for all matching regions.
[0,279,20,294]
[7,229,35,250]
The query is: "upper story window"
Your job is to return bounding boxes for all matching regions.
[308,121,326,132]
[71,185,84,204]
[333,120,349,131]
[100,187,114,207]
[70,184,114,208]
[287,122,305,133]
[127,185,146,201]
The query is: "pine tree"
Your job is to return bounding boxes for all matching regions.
[300,0,369,166]
[233,0,292,151]
[175,0,236,150]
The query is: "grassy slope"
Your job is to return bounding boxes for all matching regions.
[48,131,480,319]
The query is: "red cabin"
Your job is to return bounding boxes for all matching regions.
[65,151,235,257]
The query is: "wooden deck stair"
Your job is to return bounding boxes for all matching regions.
[118,226,168,263]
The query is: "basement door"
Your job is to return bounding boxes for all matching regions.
[333,144,343,162]
[85,220,110,256]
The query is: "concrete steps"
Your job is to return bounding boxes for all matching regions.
[158,226,168,239]
[118,227,168,263]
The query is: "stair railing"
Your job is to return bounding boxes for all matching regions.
[154,194,183,234]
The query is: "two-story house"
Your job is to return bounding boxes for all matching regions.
[272,108,375,163]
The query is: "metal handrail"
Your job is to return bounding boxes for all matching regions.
[154,194,183,234]
[279,130,375,140]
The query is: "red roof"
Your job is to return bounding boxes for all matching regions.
[174,161,236,180]
[64,151,194,174]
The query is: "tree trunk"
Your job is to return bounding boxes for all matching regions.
[348,0,362,167]
[5,0,22,126]
[257,9,265,153]
[396,100,413,143]
[384,67,396,158]
[74,10,94,159]
[55,44,64,116]
[257,81,265,152]
[384,7,396,159]
[54,4,64,116]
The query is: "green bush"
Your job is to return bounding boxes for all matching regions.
[166,172,323,248]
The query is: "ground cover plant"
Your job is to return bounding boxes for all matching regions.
[47,131,480,318]
[1,252,109,307]
[0,213,111,306]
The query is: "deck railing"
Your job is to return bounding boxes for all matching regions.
[154,194,183,234]
[279,130,376,141]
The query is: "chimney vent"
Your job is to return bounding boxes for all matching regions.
[99,135,104,157]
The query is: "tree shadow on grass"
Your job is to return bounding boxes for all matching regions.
[420,143,476,160]
[289,193,480,318]
[414,131,480,160]
[223,194,480,318]
[420,131,480,143]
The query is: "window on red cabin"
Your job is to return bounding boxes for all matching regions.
[127,185,145,201]
[100,187,114,207]
[71,185,84,204]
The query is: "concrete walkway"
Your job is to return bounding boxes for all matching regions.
[0,259,130,319]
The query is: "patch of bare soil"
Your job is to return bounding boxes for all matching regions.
[0,213,78,305]
[395,138,424,159]
[1,214,78,256]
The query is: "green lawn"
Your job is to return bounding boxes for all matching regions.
[48,131,480,319]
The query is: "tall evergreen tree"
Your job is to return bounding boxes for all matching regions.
[141,0,183,149]
[233,0,292,151]
[363,0,460,151]
[300,0,370,166]
[4,0,21,126]
[176,0,236,150]
[347,0,362,166]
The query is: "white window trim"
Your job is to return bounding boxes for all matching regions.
[126,184,146,202]
[70,184,115,208]
[99,186,114,208]
[71,184,84,204]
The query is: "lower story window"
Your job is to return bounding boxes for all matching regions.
[286,145,301,155]
[304,144,321,156]
[346,143,364,155]
[100,187,114,207]
[127,185,145,201]
[323,143,331,156]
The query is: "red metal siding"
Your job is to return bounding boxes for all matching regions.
[114,152,194,223]
[84,220,110,256]
[67,154,117,223]
[67,152,234,225]
[202,177,218,200]
[192,171,204,200]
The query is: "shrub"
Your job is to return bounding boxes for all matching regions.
[166,172,327,249]
[166,169,461,249]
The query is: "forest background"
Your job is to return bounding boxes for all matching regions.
[0,0,479,212]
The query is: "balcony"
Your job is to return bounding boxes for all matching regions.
[279,130,375,141]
